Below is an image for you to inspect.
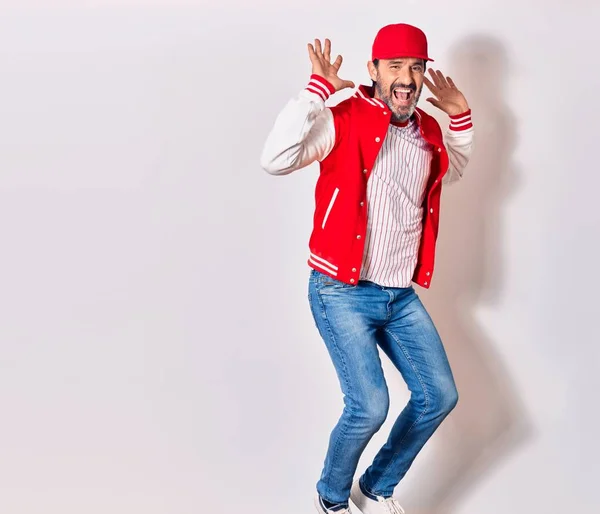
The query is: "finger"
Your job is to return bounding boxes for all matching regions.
[428,68,444,89]
[446,76,457,89]
[423,76,438,94]
[332,54,343,71]
[307,43,320,67]
[426,97,442,109]
[314,38,322,57]
[323,38,331,62]
[435,70,450,89]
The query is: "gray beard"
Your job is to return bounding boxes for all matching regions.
[376,82,422,123]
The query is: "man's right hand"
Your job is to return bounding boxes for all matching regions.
[307,39,355,92]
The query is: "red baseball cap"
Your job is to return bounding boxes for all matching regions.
[372,23,434,62]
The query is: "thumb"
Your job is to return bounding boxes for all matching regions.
[341,80,356,90]
[426,97,442,109]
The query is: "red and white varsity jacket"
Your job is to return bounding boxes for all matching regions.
[261,75,474,288]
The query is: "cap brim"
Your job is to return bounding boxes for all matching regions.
[372,54,434,62]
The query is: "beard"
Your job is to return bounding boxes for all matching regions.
[375,80,423,123]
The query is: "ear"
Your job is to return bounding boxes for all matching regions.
[367,60,378,82]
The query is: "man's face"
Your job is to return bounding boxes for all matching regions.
[368,57,425,122]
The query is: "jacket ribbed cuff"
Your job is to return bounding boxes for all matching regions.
[449,109,473,131]
[305,74,336,102]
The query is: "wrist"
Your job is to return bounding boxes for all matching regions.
[305,74,336,102]
[449,108,473,131]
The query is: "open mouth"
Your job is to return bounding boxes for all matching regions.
[392,87,415,106]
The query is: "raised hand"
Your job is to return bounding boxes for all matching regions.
[307,38,355,93]
[424,69,470,116]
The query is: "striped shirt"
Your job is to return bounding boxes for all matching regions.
[360,119,433,287]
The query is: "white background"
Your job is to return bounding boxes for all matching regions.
[0,1,598,513]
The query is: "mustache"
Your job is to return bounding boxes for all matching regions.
[390,82,417,92]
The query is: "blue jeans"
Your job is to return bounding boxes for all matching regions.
[308,270,459,504]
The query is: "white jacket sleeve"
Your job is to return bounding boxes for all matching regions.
[442,110,475,185]
[260,75,336,176]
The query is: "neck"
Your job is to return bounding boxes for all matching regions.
[372,86,411,127]
[391,118,410,127]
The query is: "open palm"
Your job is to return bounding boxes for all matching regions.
[307,39,355,92]
[424,69,469,116]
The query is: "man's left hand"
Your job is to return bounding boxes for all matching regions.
[423,69,470,116]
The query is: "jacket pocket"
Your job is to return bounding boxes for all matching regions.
[322,187,340,229]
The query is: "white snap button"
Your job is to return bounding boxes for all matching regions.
[352,268,357,273]
[426,272,430,276]
[363,169,368,174]
[383,111,387,115]
[430,208,434,214]
[356,235,361,240]
[375,137,381,142]
[424,282,428,286]
[350,279,356,284]
[360,201,364,207]
[437,148,442,152]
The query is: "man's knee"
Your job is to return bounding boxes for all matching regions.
[351,388,390,430]
[431,382,459,416]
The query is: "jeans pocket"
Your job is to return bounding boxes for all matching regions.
[319,276,356,292]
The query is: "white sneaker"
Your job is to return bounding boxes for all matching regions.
[350,480,406,514]
[314,493,353,513]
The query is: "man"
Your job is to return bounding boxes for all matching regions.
[260,23,474,514]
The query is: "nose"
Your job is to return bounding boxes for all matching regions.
[397,65,415,87]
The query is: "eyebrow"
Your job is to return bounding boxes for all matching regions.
[388,60,424,66]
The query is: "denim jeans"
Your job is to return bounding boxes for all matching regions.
[308,269,459,504]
